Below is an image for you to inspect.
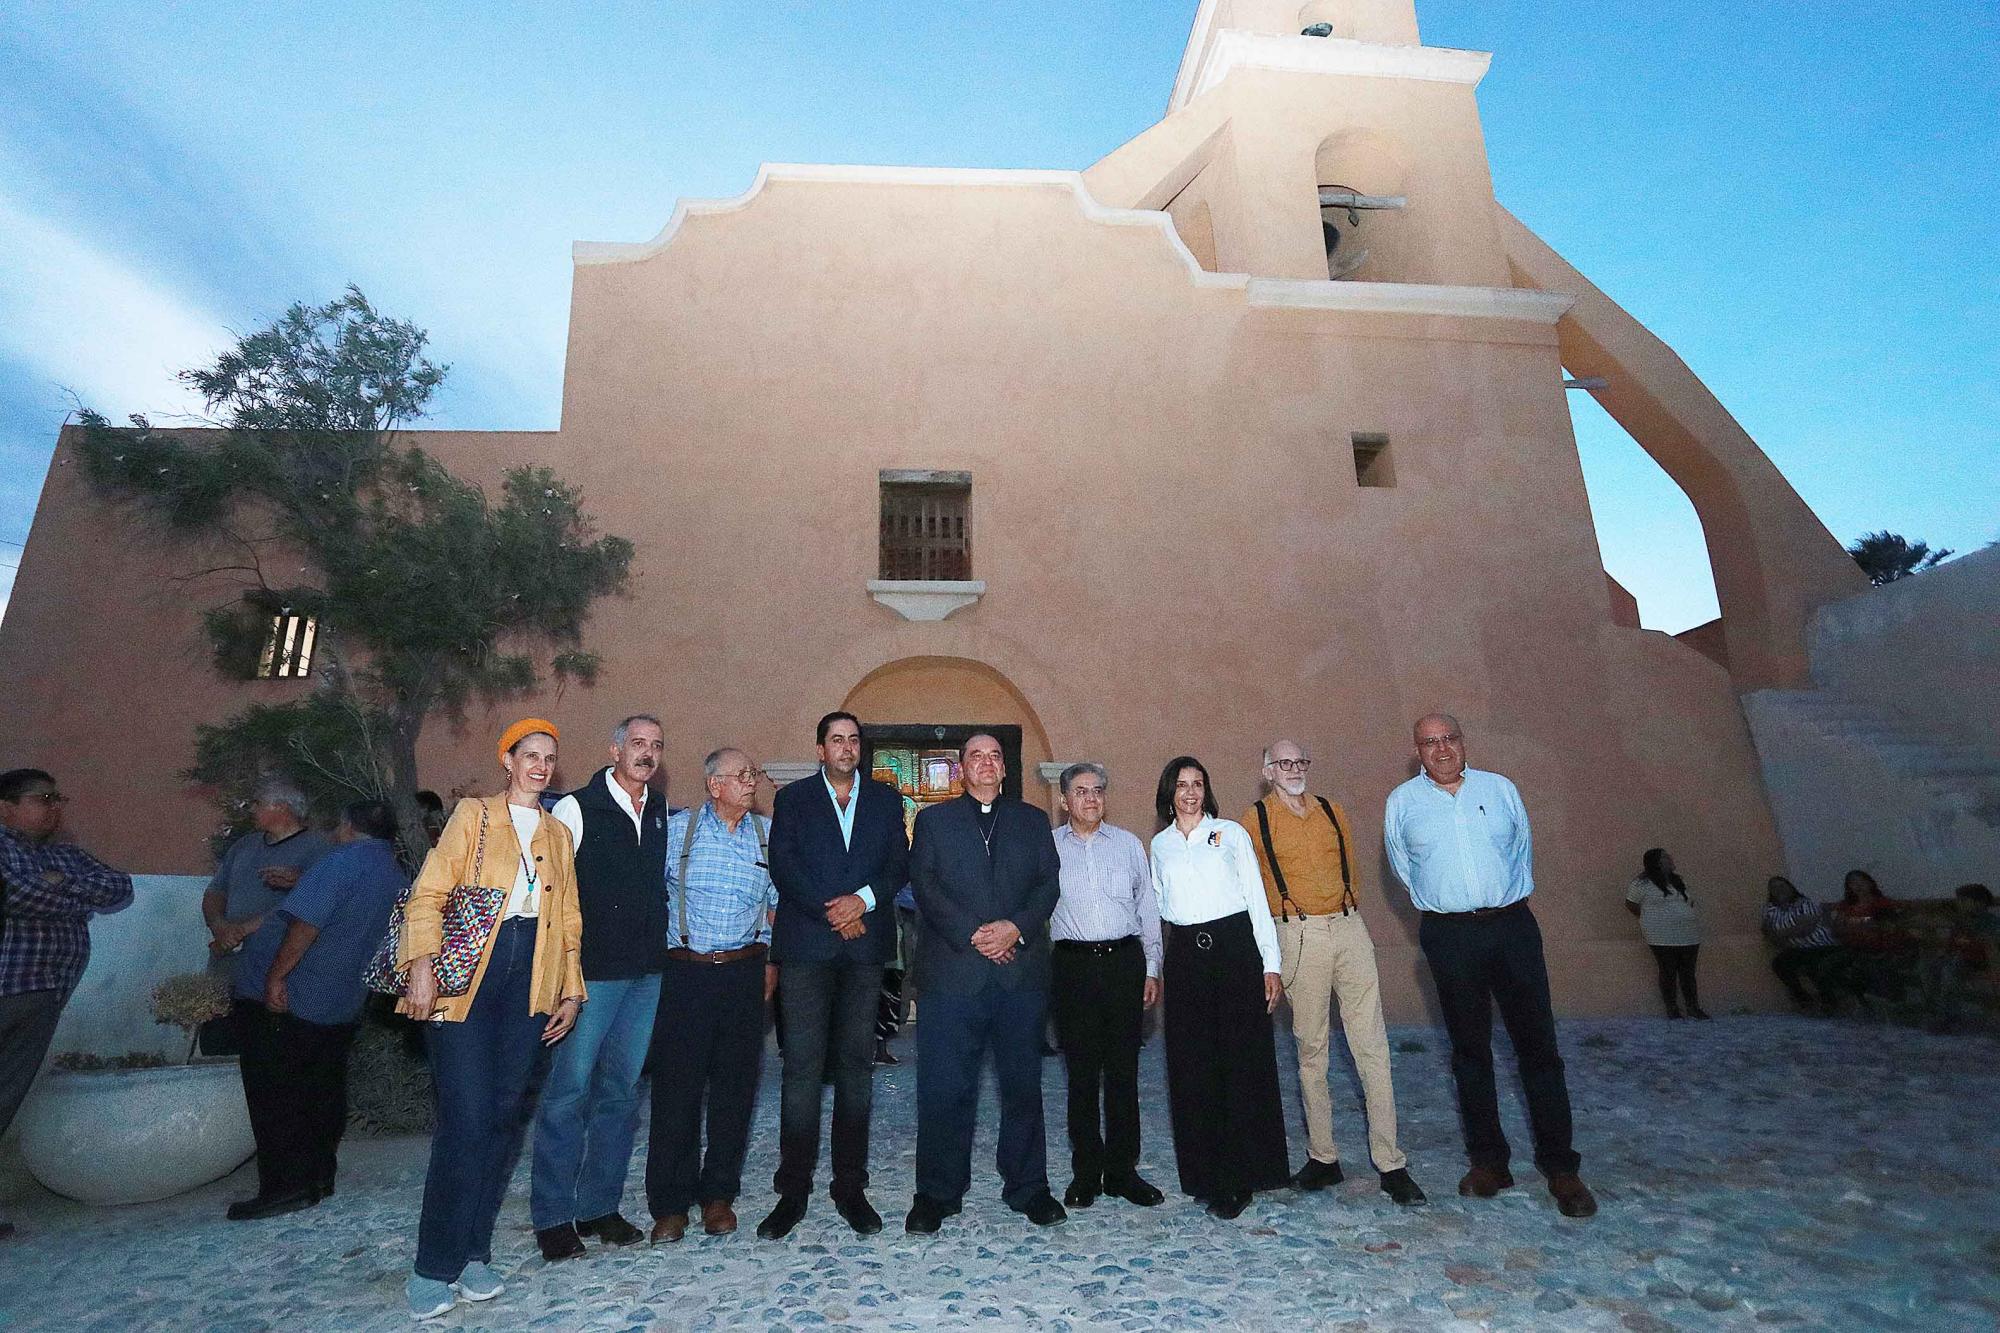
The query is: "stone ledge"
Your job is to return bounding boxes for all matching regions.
[867,579,985,622]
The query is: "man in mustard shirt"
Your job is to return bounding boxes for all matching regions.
[1244,739,1425,1206]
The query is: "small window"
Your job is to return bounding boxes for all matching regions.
[256,613,317,679]
[1352,433,1395,488]
[879,471,971,581]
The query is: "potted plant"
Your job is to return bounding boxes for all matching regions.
[14,974,256,1205]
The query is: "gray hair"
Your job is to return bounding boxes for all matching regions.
[612,713,664,747]
[1059,762,1108,795]
[703,747,746,778]
[255,777,309,818]
[1261,739,1308,767]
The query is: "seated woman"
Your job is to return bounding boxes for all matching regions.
[1830,870,1913,1004]
[1624,848,1706,1019]
[1760,876,1854,1013]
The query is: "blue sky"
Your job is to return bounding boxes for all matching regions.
[2,1,1994,631]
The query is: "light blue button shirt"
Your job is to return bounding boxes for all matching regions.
[1382,768,1533,914]
[822,768,877,911]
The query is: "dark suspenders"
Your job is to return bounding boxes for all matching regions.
[1253,796,1354,922]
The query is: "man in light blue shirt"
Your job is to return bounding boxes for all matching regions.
[1382,714,1596,1220]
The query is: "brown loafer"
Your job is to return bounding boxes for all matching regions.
[1457,1166,1516,1198]
[1547,1172,1598,1218]
[650,1212,688,1244]
[700,1199,738,1235]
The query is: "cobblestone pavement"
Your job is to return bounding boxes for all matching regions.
[2,1015,1995,1330]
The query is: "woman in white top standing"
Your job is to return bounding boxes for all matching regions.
[1624,847,1707,1020]
[1149,755,1289,1219]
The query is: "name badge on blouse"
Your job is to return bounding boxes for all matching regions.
[1206,831,1221,847]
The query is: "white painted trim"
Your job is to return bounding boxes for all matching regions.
[1037,762,1073,786]
[1168,0,1227,114]
[1176,31,1492,110]
[867,579,986,622]
[1248,278,1574,324]
[574,163,1246,290]
[762,762,820,787]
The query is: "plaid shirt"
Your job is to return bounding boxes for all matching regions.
[0,827,135,997]
[663,803,775,953]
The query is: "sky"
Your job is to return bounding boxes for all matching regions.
[1,1,1994,632]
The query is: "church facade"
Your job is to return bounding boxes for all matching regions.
[0,0,1866,1017]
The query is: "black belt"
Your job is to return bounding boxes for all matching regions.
[665,942,768,965]
[1421,899,1529,921]
[1054,935,1139,956]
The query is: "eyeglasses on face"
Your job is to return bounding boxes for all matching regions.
[1069,785,1105,799]
[1267,758,1310,772]
[716,769,762,785]
[17,791,67,806]
[1416,734,1463,751]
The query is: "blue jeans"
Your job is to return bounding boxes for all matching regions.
[414,919,547,1282]
[914,985,1050,1209]
[529,972,661,1228]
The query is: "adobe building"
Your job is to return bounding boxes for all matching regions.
[9,0,1937,1031]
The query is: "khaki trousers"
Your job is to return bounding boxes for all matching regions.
[1276,911,1406,1172]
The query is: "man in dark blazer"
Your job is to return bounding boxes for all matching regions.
[905,733,1067,1233]
[758,711,911,1240]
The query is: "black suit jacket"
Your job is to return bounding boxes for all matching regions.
[910,794,1061,996]
[768,772,910,966]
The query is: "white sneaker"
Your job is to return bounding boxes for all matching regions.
[455,1260,505,1302]
[404,1275,456,1321]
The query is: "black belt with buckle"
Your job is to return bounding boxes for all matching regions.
[1422,899,1529,922]
[1054,936,1139,957]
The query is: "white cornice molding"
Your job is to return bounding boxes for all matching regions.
[1174,31,1491,111]
[867,579,986,622]
[762,762,820,787]
[1248,279,1574,324]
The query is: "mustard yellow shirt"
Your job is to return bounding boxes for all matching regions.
[1240,794,1358,918]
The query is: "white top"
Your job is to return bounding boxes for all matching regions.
[1149,815,1281,973]
[1626,874,1701,947]
[503,802,545,920]
[549,768,648,850]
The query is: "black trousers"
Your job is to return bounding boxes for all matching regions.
[1772,945,1858,1002]
[774,958,882,1201]
[914,984,1050,1209]
[645,955,766,1216]
[0,989,65,1138]
[1050,937,1145,1186]
[234,997,357,1196]
[1162,913,1289,1200]
[1418,901,1580,1177]
[1649,944,1701,1013]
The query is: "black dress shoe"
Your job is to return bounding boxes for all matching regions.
[834,1193,884,1236]
[1378,1168,1427,1206]
[577,1211,646,1246]
[1017,1192,1068,1226]
[904,1195,960,1234]
[1063,1179,1099,1208]
[757,1195,808,1240]
[225,1188,319,1221]
[1205,1192,1251,1220]
[536,1223,588,1261]
[1104,1174,1165,1207]
[1294,1158,1344,1191]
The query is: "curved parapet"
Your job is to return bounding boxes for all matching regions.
[1498,206,1865,690]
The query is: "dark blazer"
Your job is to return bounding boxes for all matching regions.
[769,771,910,966]
[910,794,1061,996]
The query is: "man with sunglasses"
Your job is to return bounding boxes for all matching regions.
[0,768,134,1240]
[1244,740,1424,1207]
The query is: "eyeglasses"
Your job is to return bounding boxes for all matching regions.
[16,791,67,806]
[717,769,761,785]
[1068,786,1105,800]
[1267,758,1310,773]
[1416,734,1463,751]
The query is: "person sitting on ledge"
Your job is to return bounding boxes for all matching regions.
[1831,870,1912,1006]
[1760,876,1854,1014]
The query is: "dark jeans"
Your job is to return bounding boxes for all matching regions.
[1771,945,1858,1004]
[0,989,64,1137]
[774,959,882,1200]
[415,918,547,1282]
[914,984,1050,1209]
[1649,944,1701,1015]
[1050,938,1145,1186]
[646,954,766,1216]
[1418,901,1581,1178]
[234,998,356,1197]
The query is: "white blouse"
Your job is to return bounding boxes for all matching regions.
[503,802,545,920]
[1150,816,1281,973]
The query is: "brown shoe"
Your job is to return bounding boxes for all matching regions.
[700,1199,738,1235]
[1457,1166,1516,1198]
[650,1212,688,1244]
[1547,1173,1598,1218]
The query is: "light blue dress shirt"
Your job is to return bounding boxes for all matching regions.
[1382,768,1533,914]
[822,768,877,911]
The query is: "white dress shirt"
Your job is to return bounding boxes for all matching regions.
[549,767,649,851]
[822,769,877,911]
[1052,822,1163,978]
[1149,815,1281,973]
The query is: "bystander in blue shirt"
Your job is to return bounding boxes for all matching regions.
[233,836,409,1026]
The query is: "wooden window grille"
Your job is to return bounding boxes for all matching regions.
[879,480,971,581]
[256,613,317,679]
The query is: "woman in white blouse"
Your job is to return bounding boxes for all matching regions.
[1624,847,1707,1020]
[1149,755,1290,1219]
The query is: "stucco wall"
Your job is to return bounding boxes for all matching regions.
[47,875,211,1064]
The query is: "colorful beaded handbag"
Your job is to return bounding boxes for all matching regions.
[364,803,507,998]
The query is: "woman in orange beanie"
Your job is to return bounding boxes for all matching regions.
[399,719,586,1320]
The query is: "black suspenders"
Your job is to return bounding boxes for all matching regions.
[1253,796,1354,922]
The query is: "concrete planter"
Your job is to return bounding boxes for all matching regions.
[15,1061,254,1205]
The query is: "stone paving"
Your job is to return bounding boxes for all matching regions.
[2,1015,1996,1331]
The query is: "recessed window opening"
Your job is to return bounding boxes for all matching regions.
[879,471,971,581]
[1352,433,1396,488]
[256,613,317,678]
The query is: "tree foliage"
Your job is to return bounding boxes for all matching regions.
[1848,530,1953,587]
[76,287,632,858]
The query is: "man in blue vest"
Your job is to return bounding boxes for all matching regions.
[756,711,910,1240]
[533,714,671,1260]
